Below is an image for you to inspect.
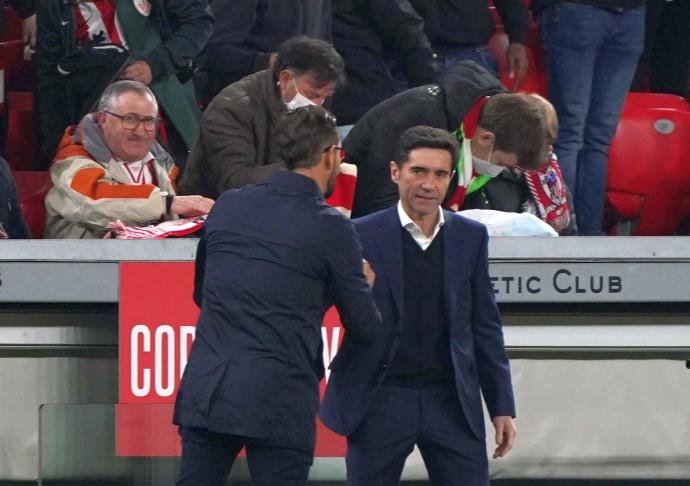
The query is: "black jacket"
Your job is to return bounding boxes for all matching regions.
[35,0,213,166]
[174,171,380,450]
[345,61,503,218]
[462,170,578,235]
[331,0,435,125]
[203,0,331,100]
[409,0,529,49]
[532,0,645,14]
[0,158,30,239]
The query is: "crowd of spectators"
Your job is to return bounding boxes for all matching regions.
[0,0,689,239]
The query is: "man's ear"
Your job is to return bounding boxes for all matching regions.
[322,146,334,172]
[96,112,106,128]
[390,161,400,184]
[278,69,292,89]
[476,129,495,148]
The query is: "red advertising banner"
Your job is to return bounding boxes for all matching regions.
[117,262,346,457]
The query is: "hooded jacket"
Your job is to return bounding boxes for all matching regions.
[344,60,503,218]
[44,115,178,239]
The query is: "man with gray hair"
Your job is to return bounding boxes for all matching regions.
[44,80,214,239]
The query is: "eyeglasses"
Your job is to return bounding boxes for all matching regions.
[104,111,160,131]
[324,144,346,162]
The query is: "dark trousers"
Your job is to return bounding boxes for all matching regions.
[346,384,489,486]
[177,426,313,486]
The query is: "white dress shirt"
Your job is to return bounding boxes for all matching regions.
[397,201,445,251]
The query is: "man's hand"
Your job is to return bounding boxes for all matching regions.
[122,61,154,85]
[506,43,528,92]
[362,259,376,287]
[170,196,214,217]
[21,14,37,49]
[492,416,517,458]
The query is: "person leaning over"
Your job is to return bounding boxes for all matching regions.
[44,81,213,239]
[174,105,381,486]
[179,36,345,199]
[321,125,516,485]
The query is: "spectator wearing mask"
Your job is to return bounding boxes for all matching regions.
[409,0,530,89]
[344,61,546,218]
[534,0,645,234]
[0,158,31,239]
[44,81,213,239]
[461,93,577,235]
[179,36,345,199]
[35,0,214,169]
[201,0,332,102]
[330,0,435,125]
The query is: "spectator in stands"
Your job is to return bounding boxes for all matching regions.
[179,36,345,199]
[534,0,645,234]
[330,0,435,125]
[201,0,332,102]
[174,106,380,486]
[461,93,577,235]
[344,61,546,218]
[44,81,213,239]
[632,0,689,99]
[0,157,30,238]
[409,0,530,89]
[35,0,214,169]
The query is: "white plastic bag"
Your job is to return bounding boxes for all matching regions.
[457,209,558,237]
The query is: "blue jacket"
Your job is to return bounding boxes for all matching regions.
[173,171,381,451]
[320,205,515,439]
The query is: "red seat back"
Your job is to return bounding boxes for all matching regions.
[622,92,689,114]
[488,27,547,97]
[5,91,35,170]
[1,7,22,42]
[13,171,51,238]
[607,108,690,235]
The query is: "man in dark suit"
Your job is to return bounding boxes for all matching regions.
[321,125,516,485]
[173,105,381,486]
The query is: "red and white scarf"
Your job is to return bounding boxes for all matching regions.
[523,155,571,232]
[74,0,128,47]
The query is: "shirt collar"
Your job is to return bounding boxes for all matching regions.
[397,201,445,233]
[267,170,323,198]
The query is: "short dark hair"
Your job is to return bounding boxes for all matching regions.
[394,126,459,172]
[274,36,345,87]
[275,106,339,171]
[478,93,547,170]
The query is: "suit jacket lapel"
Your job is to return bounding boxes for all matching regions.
[373,206,404,319]
[443,212,460,321]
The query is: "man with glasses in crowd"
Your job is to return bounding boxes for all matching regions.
[44,80,214,239]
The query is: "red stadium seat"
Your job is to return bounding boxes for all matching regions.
[5,91,35,170]
[1,7,23,42]
[606,108,690,235]
[488,27,547,96]
[622,92,689,114]
[13,171,51,238]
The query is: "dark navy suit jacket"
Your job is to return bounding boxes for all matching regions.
[173,171,381,451]
[320,205,515,439]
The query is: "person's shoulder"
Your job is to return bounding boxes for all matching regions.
[211,70,271,109]
[445,210,488,237]
[352,206,393,233]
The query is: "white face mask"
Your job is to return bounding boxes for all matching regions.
[285,78,318,111]
[472,143,505,178]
